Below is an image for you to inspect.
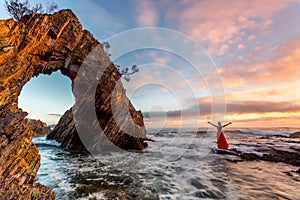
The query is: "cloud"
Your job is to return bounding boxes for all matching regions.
[148,52,170,65]
[143,99,300,118]
[136,1,158,26]
[218,44,230,55]
[248,35,256,40]
[219,37,300,89]
[226,100,300,114]
[237,44,245,50]
[48,113,63,117]
[160,87,169,93]
[230,114,300,123]
[166,0,294,55]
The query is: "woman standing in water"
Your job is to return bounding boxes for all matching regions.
[208,121,232,149]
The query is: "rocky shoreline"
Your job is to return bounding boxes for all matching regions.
[27,119,51,136]
[214,131,300,171]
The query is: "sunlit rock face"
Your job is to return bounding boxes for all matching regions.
[0,9,146,199]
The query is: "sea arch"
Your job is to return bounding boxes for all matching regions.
[0,10,146,199]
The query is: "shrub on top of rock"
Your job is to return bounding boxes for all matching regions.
[4,0,58,21]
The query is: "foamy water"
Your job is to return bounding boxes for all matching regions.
[33,128,300,199]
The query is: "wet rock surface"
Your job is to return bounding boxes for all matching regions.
[0,9,146,198]
[47,108,87,152]
[214,132,300,167]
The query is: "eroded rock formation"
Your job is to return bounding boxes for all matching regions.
[0,9,146,199]
[27,119,51,136]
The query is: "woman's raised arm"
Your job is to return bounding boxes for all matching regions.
[222,122,232,128]
[208,121,218,128]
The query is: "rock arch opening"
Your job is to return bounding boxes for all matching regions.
[18,71,74,131]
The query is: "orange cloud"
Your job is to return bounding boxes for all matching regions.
[220,37,300,88]
[237,44,245,50]
[166,0,294,55]
[143,98,300,118]
[160,87,169,93]
[218,44,230,55]
[248,35,256,41]
[226,81,300,102]
[228,114,300,127]
[143,98,300,128]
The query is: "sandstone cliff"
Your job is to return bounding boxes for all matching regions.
[27,119,51,136]
[0,9,146,199]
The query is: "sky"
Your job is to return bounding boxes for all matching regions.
[1,0,300,128]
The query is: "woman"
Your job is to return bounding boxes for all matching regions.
[208,121,232,149]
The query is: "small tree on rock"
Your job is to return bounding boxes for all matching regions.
[4,0,58,21]
[102,41,139,82]
[116,64,139,82]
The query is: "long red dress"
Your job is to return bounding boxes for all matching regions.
[217,131,229,149]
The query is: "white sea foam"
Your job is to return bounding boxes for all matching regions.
[78,192,107,200]
[33,128,299,199]
[240,129,292,137]
[232,145,265,157]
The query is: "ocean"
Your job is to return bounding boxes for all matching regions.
[33,127,300,199]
